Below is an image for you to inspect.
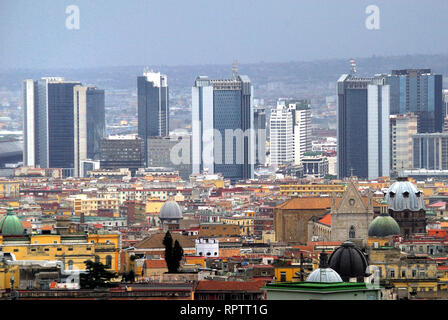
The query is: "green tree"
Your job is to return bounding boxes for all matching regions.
[80,260,117,289]
[163,231,184,273]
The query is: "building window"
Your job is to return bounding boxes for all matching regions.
[401,270,406,278]
[419,268,426,277]
[106,255,112,269]
[68,260,74,270]
[280,272,286,282]
[412,269,417,277]
[389,269,395,278]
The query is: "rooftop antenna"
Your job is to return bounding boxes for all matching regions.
[349,58,357,74]
[232,59,238,79]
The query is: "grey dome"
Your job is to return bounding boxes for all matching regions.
[159,200,182,220]
[328,241,369,282]
[306,268,343,283]
[385,177,424,211]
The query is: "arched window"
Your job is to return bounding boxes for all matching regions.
[349,226,356,238]
[105,255,112,269]
[68,260,74,270]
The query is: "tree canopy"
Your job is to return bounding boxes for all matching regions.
[163,231,184,273]
[80,260,117,289]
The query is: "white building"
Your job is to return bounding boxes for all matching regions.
[195,238,219,257]
[269,105,293,167]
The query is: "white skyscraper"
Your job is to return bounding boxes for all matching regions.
[286,100,312,165]
[269,105,293,166]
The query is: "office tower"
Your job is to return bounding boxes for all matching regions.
[285,99,312,165]
[99,135,145,175]
[412,133,448,170]
[253,107,266,166]
[146,135,192,180]
[390,113,418,173]
[386,69,443,133]
[22,77,81,176]
[74,86,106,177]
[137,69,169,165]
[191,72,254,182]
[337,74,390,179]
[269,105,293,166]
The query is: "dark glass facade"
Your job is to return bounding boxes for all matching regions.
[137,73,169,165]
[337,76,369,179]
[386,69,443,133]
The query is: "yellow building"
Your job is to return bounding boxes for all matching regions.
[145,199,165,214]
[221,215,254,236]
[273,263,313,282]
[280,184,346,197]
[0,233,120,273]
[0,181,20,198]
[67,195,119,216]
[369,247,439,294]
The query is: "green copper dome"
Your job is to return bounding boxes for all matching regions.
[0,208,24,236]
[368,214,400,237]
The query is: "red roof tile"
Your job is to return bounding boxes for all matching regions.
[195,280,266,292]
[318,213,331,226]
[145,259,167,269]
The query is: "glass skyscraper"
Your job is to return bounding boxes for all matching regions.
[74,86,106,177]
[337,74,390,179]
[192,73,254,182]
[137,70,169,165]
[23,77,81,175]
[386,69,443,133]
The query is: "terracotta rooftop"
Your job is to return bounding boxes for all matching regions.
[134,232,196,249]
[195,280,266,292]
[145,259,167,269]
[318,213,331,226]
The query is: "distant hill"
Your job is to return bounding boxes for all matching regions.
[1,54,447,92]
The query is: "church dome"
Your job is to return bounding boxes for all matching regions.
[0,208,24,236]
[368,214,400,237]
[328,241,369,282]
[306,250,343,283]
[385,177,424,212]
[306,268,343,283]
[159,200,182,220]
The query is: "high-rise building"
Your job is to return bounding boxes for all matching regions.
[269,105,293,167]
[286,99,312,165]
[147,135,192,180]
[191,72,254,182]
[22,77,81,176]
[253,107,266,166]
[337,74,390,179]
[412,133,448,170]
[386,69,443,133]
[74,86,106,177]
[390,113,418,174]
[99,135,145,176]
[137,70,169,164]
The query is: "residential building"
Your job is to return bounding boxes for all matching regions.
[390,113,418,174]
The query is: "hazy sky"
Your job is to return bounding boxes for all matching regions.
[1,0,447,69]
